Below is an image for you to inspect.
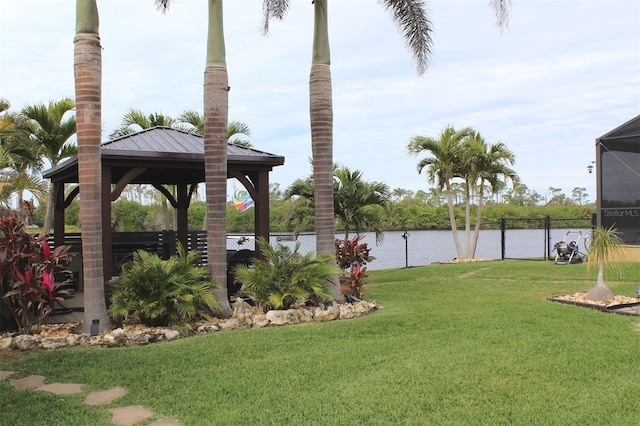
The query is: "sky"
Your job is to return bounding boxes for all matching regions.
[1,0,639,205]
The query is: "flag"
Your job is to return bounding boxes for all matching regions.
[233,192,254,213]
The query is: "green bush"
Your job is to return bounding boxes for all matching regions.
[233,237,338,310]
[108,244,219,326]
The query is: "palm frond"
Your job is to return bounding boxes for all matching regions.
[379,0,433,75]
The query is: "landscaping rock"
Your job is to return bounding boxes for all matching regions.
[0,336,12,350]
[163,329,181,341]
[0,301,382,352]
[12,334,39,351]
[40,337,71,350]
[37,383,83,395]
[0,371,15,381]
[10,375,45,390]
[251,314,270,329]
[197,323,220,333]
[339,304,354,320]
[110,405,154,426]
[266,309,299,326]
[85,387,127,406]
[313,303,340,322]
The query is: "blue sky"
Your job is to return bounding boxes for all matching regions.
[1,0,639,204]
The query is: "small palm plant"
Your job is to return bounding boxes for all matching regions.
[585,226,626,302]
[233,237,338,311]
[108,244,219,326]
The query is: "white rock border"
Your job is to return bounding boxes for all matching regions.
[1,300,382,351]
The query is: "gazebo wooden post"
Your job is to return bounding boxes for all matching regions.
[176,183,189,252]
[101,165,113,281]
[53,181,66,248]
[254,171,270,259]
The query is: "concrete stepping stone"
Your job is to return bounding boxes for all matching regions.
[37,383,83,395]
[84,387,127,406]
[110,405,154,425]
[10,375,45,390]
[148,420,180,426]
[0,371,15,381]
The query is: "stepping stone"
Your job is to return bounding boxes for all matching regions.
[148,420,180,426]
[110,405,154,426]
[0,371,15,381]
[10,375,45,390]
[37,383,83,395]
[84,387,127,406]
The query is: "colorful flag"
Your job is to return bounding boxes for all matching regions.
[233,192,254,213]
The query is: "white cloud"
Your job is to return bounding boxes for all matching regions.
[1,0,638,203]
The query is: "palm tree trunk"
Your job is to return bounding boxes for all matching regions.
[74,0,111,334]
[586,261,615,302]
[204,0,232,317]
[470,182,485,259]
[445,180,463,258]
[43,182,55,232]
[310,0,343,302]
[463,181,472,259]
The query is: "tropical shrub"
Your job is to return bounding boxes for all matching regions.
[335,235,375,298]
[108,244,219,326]
[0,214,71,334]
[233,237,337,310]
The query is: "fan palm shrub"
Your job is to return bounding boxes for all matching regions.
[233,237,338,311]
[108,244,219,326]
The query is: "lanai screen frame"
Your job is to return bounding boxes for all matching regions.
[595,115,640,245]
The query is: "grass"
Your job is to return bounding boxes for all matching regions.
[1,260,640,425]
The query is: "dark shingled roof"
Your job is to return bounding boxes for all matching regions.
[101,126,284,162]
[43,126,285,183]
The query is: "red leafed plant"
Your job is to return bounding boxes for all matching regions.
[0,214,71,334]
[335,235,375,298]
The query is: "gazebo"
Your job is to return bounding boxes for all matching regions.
[42,127,285,280]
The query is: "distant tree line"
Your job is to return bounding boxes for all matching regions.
[33,183,594,234]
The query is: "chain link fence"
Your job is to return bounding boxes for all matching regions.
[241,215,597,270]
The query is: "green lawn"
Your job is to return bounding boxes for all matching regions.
[2,260,640,425]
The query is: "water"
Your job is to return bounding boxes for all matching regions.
[226,228,593,271]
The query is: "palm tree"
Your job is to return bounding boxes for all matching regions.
[286,164,390,242]
[333,166,390,242]
[585,226,626,302]
[109,108,177,139]
[0,100,46,211]
[0,98,15,137]
[156,0,232,317]
[463,131,516,258]
[74,0,111,334]
[178,109,253,147]
[20,98,78,231]
[407,125,472,259]
[263,0,436,302]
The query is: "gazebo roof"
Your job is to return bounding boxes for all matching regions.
[43,126,285,184]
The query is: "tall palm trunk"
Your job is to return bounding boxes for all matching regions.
[470,181,485,258]
[310,0,343,302]
[444,180,463,258]
[74,0,111,333]
[204,0,232,317]
[463,180,472,259]
[43,185,55,232]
